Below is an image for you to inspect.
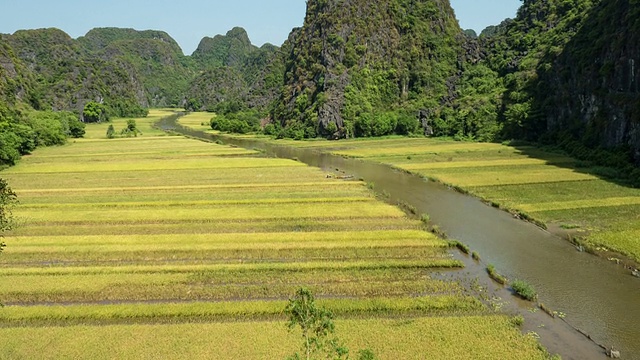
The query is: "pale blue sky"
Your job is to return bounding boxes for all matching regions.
[0,0,521,55]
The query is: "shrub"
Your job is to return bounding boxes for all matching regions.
[395,114,419,135]
[420,213,430,224]
[106,125,116,139]
[511,279,537,301]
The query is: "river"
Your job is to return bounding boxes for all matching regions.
[160,115,639,359]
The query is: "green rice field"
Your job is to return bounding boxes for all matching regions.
[0,112,550,359]
[246,132,640,262]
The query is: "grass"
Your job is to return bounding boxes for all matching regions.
[511,280,538,301]
[0,113,551,359]
[486,264,508,286]
[0,296,485,325]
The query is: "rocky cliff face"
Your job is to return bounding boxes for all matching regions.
[0,36,32,109]
[272,0,463,136]
[473,0,639,164]
[541,0,640,163]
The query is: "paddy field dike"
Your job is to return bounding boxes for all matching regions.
[0,111,548,359]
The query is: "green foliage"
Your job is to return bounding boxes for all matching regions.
[83,102,108,123]
[24,111,77,146]
[68,117,86,138]
[184,98,201,112]
[395,114,419,135]
[120,119,141,137]
[487,264,508,285]
[0,122,35,165]
[511,279,537,301]
[210,110,261,134]
[0,178,17,252]
[106,125,116,139]
[357,349,379,360]
[285,288,349,360]
[0,110,80,166]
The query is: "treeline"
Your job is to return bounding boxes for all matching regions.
[0,105,85,166]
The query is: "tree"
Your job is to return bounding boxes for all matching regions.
[121,119,141,137]
[285,288,348,360]
[0,179,17,253]
[184,98,201,112]
[83,101,108,123]
[68,117,86,138]
[106,124,116,139]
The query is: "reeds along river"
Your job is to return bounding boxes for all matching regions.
[159,115,640,359]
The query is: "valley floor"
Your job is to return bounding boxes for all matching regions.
[187,115,640,266]
[0,110,548,359]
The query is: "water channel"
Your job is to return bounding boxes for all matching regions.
[160,115,639,359]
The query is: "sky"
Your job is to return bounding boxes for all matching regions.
[0,0,522,55]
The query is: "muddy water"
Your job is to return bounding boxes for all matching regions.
[161,117,639,359]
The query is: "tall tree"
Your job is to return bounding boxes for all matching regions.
[285,288,348,360]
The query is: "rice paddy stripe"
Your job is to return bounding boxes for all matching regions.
[7,230,441,247]
[0,259,460,276]
[399,157,575,170]
[518,196,640,212]
[18,197,375,209]
[0,296,484,324]
[4,158,307,174]
[14,181,364,194]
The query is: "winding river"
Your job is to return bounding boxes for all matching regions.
[160,115,639,359]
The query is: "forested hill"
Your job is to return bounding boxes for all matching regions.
[271,0,464,139]
[475,0,640,167]
[265,0,639,166]
[2,28,148,117]
[0,0,639,166]
[0,26,281,115]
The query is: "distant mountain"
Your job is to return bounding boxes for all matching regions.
[192,27,256,68]
[2,28,147,117]
[187,27,282,111]
[79,28,194,107]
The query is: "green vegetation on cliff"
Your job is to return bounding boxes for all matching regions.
[272,0,463,139]
[79,28,193,108]
[3,28,148,117]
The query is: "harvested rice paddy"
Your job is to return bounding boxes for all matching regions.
[0,112,549,359]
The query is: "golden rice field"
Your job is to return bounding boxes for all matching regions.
[198,119,640,262]
[0,112,549,359]
[263,134,640,262]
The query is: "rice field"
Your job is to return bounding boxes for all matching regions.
[201,122,640,262]
[0,113,550,359]
[268,135,640,262]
